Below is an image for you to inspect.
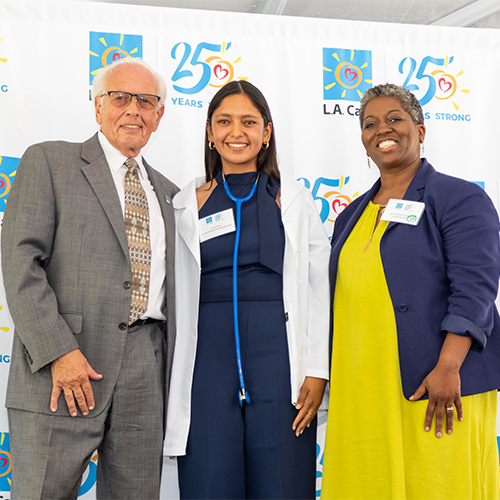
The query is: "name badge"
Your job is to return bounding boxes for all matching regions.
[380,199,425,226]
[199,208,236,243]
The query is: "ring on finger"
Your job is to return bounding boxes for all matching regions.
[307,412,313,416]
[446,406,454,412]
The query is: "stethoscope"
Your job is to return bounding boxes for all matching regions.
[222,169,260,407]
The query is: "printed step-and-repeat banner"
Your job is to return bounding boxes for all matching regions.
[1,0,500,497]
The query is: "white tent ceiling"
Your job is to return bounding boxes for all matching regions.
[69,0,500,28]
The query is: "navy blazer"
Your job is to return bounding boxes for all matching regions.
[330,159,500,399]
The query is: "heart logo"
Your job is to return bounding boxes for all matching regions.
[344,68,357,82]
[0,179,5,190]
[0,458,7,470]
[331,198,348,215]
[438,77,452,93]
[214,64,229,81]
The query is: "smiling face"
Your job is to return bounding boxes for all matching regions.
[361,96,425,172]
[95,63,165,158]
[207,93,272,174]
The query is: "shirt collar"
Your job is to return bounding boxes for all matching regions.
[98,131,146,179]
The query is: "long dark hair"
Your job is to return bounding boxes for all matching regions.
[204,80,280,182]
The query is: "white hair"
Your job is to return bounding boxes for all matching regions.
[91,57,167,104]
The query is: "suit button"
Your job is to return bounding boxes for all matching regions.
[124,281,132,289]
[119,322,127,330]
[398,305,408,312]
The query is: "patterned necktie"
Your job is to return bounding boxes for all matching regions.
[124,158,151,324]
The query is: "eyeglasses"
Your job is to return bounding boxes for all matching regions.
[101,91,161,110]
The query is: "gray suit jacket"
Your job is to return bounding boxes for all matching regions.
[1,133,178,418]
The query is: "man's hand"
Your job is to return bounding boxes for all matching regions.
[50,349,103,417]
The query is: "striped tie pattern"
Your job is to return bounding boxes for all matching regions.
[124,158,151,324]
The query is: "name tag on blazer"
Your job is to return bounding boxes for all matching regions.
[199,208,236,242]
[381,199,425,226]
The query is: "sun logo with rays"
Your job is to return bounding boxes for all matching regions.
[0,156,18,212]
[206,42,247,88]
[431,56,469,111]
[0,37,7,64]
[89,32,143,85]
[323,48,372,101]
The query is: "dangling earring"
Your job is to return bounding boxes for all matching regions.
[262,142,269,150]
[367,155,371,169]
[209,141,215,150]
[420,143,425,157]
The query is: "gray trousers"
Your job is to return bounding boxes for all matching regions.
[8,322,166,500]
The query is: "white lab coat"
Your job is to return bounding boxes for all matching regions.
[164,173,330,456]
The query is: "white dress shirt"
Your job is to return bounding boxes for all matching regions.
[98,131,166,320]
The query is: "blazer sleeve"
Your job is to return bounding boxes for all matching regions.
[1,144,79,373]
[438,180,500,350]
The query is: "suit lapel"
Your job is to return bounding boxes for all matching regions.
[384,159,434,233]
[329,181,379,297]
[330,160,435,292]
[80,134,130,259]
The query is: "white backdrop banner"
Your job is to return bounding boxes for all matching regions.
[1,0,500,497]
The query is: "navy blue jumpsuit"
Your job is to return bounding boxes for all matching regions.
[177,171,316,499]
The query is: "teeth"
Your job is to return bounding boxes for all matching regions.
[228,143,246,148]
[379,140,396,149]
[125,125,140,129]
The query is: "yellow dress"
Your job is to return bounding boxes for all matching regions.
[321,202,499,500]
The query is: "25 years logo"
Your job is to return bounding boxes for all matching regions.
[299,176,359,238]
[89,32,143,85]
[398,55,470,120]
[171,41,246,96]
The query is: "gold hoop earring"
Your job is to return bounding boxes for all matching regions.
[262,142,269,150]
[209,142,215,151]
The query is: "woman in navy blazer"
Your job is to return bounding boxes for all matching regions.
[321,83,500,500]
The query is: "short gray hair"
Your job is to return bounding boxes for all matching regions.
[359,83,423,128]
[91,57,167,104]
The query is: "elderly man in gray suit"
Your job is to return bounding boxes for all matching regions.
[1,56,178,499]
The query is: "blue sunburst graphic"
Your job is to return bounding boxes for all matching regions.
[89,32,143,85]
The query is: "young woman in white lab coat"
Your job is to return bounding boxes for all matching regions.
[165,80,330,499]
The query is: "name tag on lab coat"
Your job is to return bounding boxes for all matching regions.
[199,208,236,243]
